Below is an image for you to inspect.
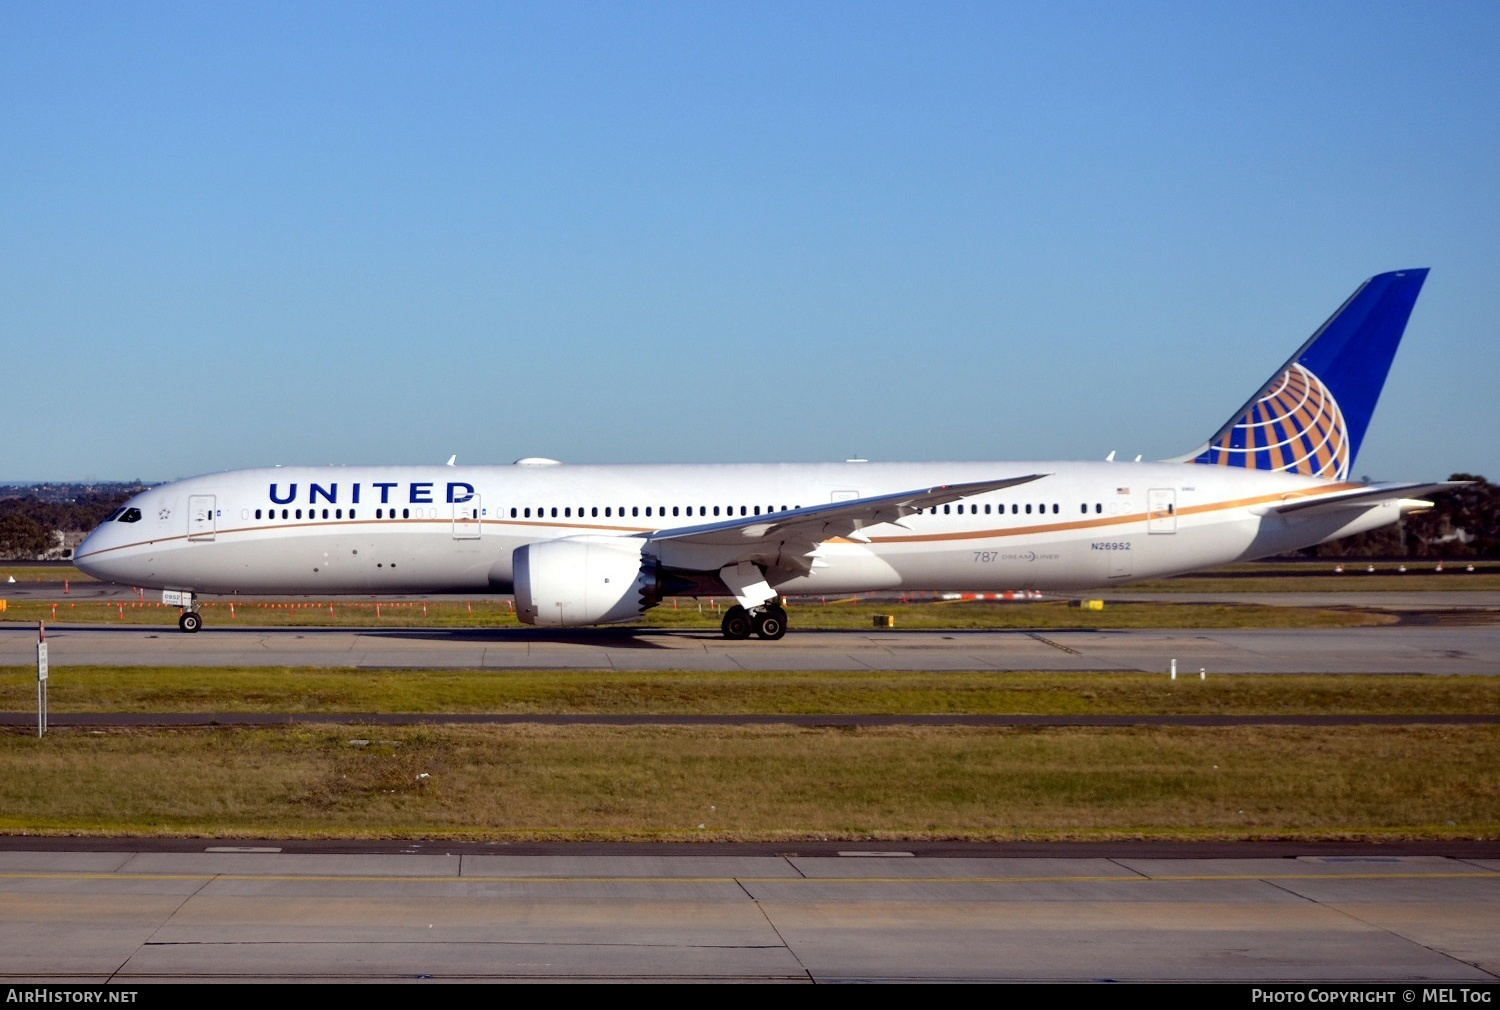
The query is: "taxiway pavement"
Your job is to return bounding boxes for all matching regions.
[1,846,1496,983]
[3,621,1498,673]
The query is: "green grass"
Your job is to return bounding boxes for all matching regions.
[1126,561,1500,592]
[2,667,1495,716]
[2,560,1495,596]
[2,667,1493,841]
[0,565,91,583]
[0,597,1395,630]
[648,600,1394,629]
[0,723,1493,841]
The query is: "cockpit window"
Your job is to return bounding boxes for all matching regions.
[118,508,142,523]
[104,508,126,522]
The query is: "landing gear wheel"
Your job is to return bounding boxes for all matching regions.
[178,611,202,634]
[753,606,787,641]
[720,605,752,640]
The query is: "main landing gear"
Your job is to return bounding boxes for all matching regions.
[720,603,787,641]
[716,562,788,641]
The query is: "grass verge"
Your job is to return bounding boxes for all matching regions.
[1,667,1496,716]
[0,565,92,583]
[0,722,1493,841]
[1123,561,1500,592]
[0,598,1396,630]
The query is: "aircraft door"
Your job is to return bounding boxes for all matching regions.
[188,495,217,541]
[452,495,482,540]
[1147,489,1177,534]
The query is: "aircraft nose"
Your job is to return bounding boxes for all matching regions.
[74,523,139,584]
[73,529,113,579]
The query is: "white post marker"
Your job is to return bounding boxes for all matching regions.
[1170,658,1177,681]
[36,622,48,738]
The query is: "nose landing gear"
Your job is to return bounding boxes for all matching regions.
[163,590,202,633]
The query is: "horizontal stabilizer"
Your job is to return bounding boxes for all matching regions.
[1271,481,1466,518]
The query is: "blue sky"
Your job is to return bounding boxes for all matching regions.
[4,1,1497,482]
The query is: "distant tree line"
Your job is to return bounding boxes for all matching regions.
[1304,474,1500,559]
[0,485,146,560]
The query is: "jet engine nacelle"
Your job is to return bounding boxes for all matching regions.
[513,536,659,627]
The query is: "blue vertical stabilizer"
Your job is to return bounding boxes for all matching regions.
[1180,269,1428,480]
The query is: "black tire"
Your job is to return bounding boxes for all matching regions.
[721,605,752,640]
[753,607,787,640]
[179,611,202,634]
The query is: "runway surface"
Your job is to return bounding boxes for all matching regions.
[4,621,1498,673]
[1,845,1496,982]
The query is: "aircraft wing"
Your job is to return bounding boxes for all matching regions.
[644,474,1049,574]
[1270,481,1466,518]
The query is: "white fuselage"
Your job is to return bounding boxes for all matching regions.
[74,460,1403,598]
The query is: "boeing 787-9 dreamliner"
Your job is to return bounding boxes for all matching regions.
[76,269,1452,639]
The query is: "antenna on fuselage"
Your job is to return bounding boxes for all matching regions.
[446,455,457,466]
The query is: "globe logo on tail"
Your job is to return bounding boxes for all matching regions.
[1197,363,1350,480]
